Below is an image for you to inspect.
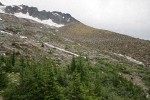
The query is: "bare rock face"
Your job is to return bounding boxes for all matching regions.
[0,2,4,6]
[3,4,79,25]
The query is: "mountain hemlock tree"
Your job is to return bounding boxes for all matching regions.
[11,51,16,67]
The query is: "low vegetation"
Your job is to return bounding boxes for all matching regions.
[0,52,149,100]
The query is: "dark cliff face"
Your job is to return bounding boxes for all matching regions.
[0,2,4,6]
[2,5,79,25]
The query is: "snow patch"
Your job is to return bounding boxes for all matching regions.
[0,6,64,27]
[126,56,144,65]
[0,51,6,56]
[114,53,144,65]
[67,18,70,22]
[63,37,74,43]
[11,5,15,7]
[0,30,13,35]
[0,6,6,13]
[51,33,56,35]
[20,36,27,39]
[52,12,60,16]
[18,5,23,9]
[44,42,79,57]
[14,12,64,27]
[0,18,2,20]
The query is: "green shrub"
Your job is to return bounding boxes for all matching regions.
[0,67,8,90]
[1,56,147,100]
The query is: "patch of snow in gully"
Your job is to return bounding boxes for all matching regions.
[20,36,27,39]
[14,12,64,27]
[0,30,13,35]
[113,53,144,65]
[0,6,6,13]
[44,43,79,57]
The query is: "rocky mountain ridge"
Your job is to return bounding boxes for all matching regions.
[0,2,79,26]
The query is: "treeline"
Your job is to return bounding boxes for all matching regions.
[0,53,147,100]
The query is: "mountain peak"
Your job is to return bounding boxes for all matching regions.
[0,3,79,27]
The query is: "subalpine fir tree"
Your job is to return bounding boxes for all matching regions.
[0,66,8,90]
[70,56,76,73]
[0,55,4,63]
[11,51,16,66]
[69,73,85,100]
[44,64,63,100]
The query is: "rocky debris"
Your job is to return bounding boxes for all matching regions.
[122,73,149,96]
[59,23,150,67]
[0,9,149,67]
[0,96,3,100]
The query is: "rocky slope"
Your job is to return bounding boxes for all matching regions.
[0,12,148,66]
[59,23,150,67]
[0,3,149,67]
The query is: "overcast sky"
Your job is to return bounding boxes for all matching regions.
[1,0,150,40]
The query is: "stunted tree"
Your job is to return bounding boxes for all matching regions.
[70,56,76,73]
[68,73,85,100]
[44,64,64,100]
[11,51,16,66]
[3,60,64,100]
[0,66,8,90]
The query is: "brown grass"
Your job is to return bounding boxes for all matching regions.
[59,23,150,66]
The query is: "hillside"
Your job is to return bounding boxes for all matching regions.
[0,3,150,100]
[59,23,150,67]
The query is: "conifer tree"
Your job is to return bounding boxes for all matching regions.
[44,64,63,100]
[70,56,76,73]
[69,73,85,100]
[0,66,8,90]
[11,51,16,66]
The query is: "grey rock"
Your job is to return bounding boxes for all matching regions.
[3,4,79,25]
[0,2,4,6]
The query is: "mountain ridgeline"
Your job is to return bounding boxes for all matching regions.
[0,3,79,25]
